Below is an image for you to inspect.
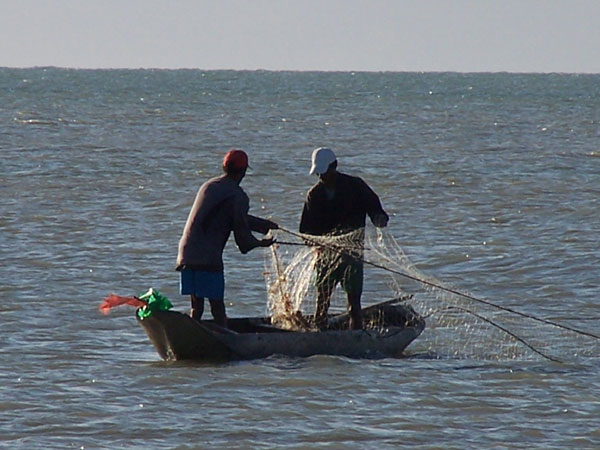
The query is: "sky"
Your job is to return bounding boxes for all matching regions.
[2,0,600,73]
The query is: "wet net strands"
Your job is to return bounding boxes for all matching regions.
[262,226,599,362]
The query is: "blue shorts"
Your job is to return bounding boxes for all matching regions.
[180,269,225,299]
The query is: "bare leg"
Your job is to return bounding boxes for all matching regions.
[208,298,227,328]
[314,285,333,330]
[347,292,363,330]
[190,295,204,321]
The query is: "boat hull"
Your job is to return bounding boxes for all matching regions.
[137,303,425,362]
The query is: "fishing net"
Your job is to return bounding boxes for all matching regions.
[264,226,600,362]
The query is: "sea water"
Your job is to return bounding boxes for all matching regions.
[1,68,599,448]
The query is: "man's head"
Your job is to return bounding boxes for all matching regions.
[309,147,337,176]
[223,149,249,180]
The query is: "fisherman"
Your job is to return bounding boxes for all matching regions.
[299,147,389,330]
[176,149,278,327]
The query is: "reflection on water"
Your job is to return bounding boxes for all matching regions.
[1,69,599,448]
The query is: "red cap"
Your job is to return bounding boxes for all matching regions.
[222,149,249,171]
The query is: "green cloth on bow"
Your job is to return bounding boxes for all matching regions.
[136,288,173,319]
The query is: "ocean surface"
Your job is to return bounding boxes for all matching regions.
[1,68,599,448]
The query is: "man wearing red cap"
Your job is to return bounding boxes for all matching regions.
[177,149,278,327]
[300,147,389,330]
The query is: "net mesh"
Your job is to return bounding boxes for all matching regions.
[263,226,599,362]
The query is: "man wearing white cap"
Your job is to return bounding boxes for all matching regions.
[300,147,389,330]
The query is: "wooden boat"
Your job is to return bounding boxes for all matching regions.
[137,296,425,362]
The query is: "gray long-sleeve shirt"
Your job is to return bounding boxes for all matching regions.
[176,175,271,272]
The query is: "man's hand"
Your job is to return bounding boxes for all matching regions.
[265,219,279,230]
[255,219,278,234]
[372,213,389,228]
[259,237,276,247]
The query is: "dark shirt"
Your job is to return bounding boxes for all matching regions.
[299,172,388,236]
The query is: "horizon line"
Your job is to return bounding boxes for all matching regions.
[2,65,599,76]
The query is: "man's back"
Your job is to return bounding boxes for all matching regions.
[177,175,255,271]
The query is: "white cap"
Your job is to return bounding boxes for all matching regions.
[309,147,337,175]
